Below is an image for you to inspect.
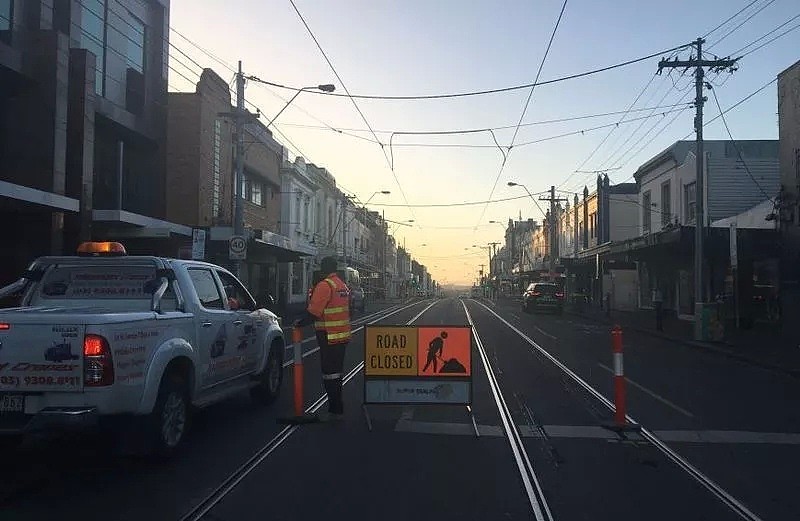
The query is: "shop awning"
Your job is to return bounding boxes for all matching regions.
[93,209,192,236]
[1,180,79,212]
[711,199,776,230]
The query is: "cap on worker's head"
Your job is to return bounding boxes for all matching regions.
[320,256,338,274]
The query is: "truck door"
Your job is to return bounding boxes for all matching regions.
[186,268,232,388]
[215,270,261,376]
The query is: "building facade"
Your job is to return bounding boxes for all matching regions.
[0,0,176,284]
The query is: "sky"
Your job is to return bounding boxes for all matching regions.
[169,0,799,285]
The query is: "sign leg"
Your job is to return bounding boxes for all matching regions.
[467,405,479,438]
[362,403,373,432]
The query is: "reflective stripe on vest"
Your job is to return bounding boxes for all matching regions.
[313,276,351,344]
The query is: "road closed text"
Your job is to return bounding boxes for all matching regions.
[365,327,418,376]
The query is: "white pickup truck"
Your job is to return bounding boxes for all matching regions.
[0,243,285,455]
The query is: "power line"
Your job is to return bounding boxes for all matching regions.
[286,0,415,220]
[740,20,800,58]
[475,0,569,228]
[707,0,776,50]
[703,0,761,38]
[709,86,775,202]
[252,43,692,101]
[730,13,800,56]
[560,73,659,189]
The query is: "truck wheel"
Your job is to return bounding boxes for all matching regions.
[251,346,282,405]
[149,373,189,457]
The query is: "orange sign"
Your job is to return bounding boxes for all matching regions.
[417,326,471,377]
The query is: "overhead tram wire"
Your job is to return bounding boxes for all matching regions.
[475,0,569,229]
[738,19,800,58]
[252,43,693,101]
[286,0,416,221]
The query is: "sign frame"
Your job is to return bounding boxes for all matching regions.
[228,235,247,260]
[362,324,474,407]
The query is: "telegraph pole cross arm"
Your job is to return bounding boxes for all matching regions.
[656,37,740,341]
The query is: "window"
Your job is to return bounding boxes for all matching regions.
[642,191,652,233]
[684,182,696,223]
[217,271,255,311]
[661,181,671,227]
[291,262,304,295]
[589,212,596,238]
[251,181,262,206]
[304,200,310,231]
[0,0,12,33]
[212,120,222,219]
[79,0,106,95]
[188,269,223,309]
[123,11,145,73]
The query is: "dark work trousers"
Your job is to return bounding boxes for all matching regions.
[316,331,348,414]
[655,302,664,331]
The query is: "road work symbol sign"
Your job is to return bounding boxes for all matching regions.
[364,325,472,405]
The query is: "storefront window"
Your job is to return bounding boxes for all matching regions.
[291,262,304,295]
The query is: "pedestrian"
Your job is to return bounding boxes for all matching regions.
[294,256,351,422]
[652,286,664,331]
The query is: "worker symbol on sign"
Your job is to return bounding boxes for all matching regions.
[421,331,467,374]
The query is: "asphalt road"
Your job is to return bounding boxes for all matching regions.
[2,297,798,520]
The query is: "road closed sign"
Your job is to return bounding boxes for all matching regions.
[364,325,472,405]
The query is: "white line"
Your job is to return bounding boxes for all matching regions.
[597,363,694,418]
[532,324,557,341]
[462,301,552,521]
[471,300,762,521]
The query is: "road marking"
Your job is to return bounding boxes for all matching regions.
[462,301,553,521]
[597,363,695,419]
[532,324,557,341]
[394,420,800,445]
[471,299,763,521]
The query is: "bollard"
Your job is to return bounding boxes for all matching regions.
[603,325,639,433]
[611,325,626,426]
[277,326,319,425]
[291,326,304,417]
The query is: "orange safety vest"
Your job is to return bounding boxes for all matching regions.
[307,273,351,344]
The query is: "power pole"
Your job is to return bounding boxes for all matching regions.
[341,194,347,269]
[233,60,246,278]
[539,185,568,269]
[658,38,738,340]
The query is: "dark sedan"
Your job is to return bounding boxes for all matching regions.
[522,282,564,314]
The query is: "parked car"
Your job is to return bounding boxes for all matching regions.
[522,282,564,314]
[0,242,284,456]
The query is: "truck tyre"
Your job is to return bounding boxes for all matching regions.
[250,346,282,405]
[149,372,189,457]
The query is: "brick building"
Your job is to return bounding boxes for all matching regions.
[166,67,303,299]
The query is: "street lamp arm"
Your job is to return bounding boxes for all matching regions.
[265,88,307,130]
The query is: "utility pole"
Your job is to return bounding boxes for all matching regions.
[539,185,568,269]
[382,209,387,299]
[488,241,501,298]
[233,60,246,278]
[658,38,739,340]
[341,194,347,269]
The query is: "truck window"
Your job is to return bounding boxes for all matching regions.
[216,271,256,311]
[188,269,224,310]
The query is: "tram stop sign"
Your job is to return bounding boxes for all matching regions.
[364,325,472,405]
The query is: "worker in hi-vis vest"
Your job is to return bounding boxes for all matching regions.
[295,256,351,421]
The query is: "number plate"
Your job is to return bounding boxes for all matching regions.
[0,395,24,413]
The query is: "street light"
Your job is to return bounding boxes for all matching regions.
[264,84,336,130]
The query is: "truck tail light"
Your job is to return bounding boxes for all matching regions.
[555,292,564,299]
[532,292,542,297]
[84,334,114,387]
